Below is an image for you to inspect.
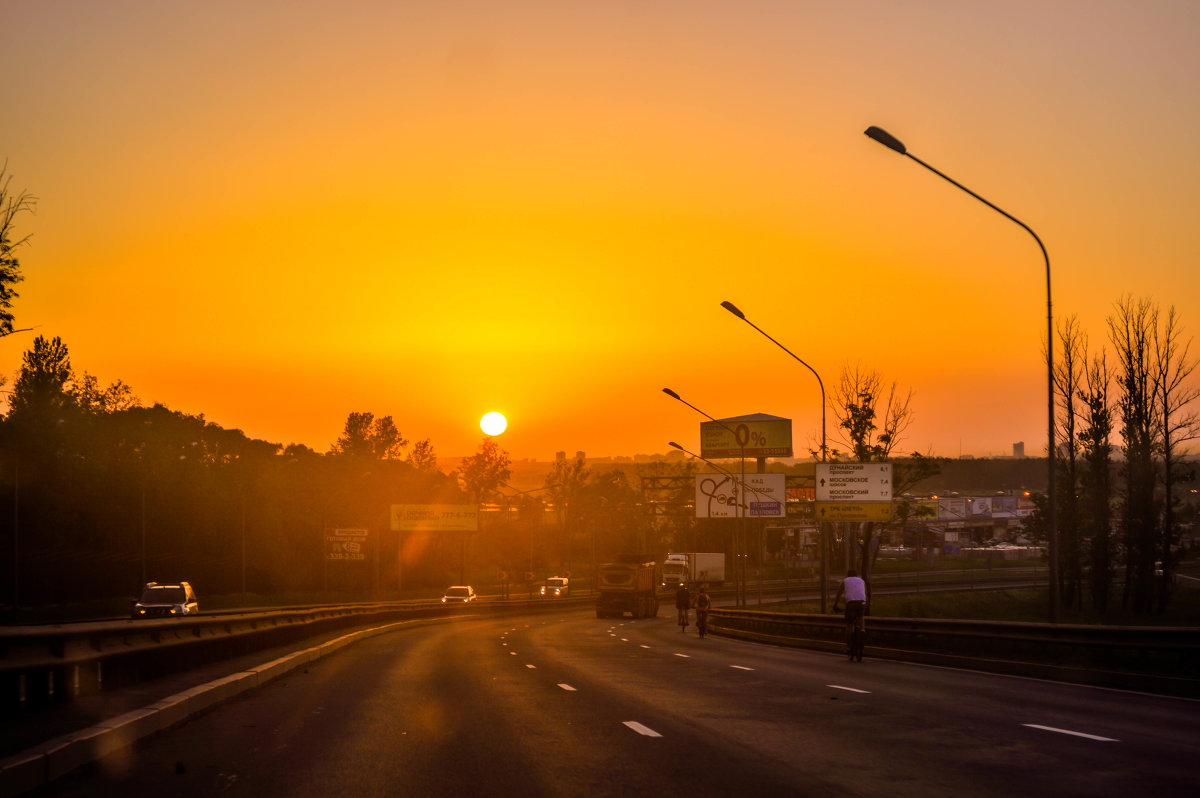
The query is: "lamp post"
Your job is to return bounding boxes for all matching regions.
[721,300,831,612]
[663,388,748,607]
[864,125,1057,622]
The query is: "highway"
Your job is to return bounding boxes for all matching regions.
[37,607,1199,797]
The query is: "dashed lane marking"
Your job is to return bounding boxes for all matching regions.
[731,665,754,671]
[673,653,690,658]
[558,684,577,691]
[1023,724,1118,742]
[525,664,536,669]
[623,721,663,738]
[640,645,651,649]
[827,685,870,694]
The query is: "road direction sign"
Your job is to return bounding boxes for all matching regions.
[815,463,893,502]
[814,502,893,522]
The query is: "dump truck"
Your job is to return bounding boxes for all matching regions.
[596,555,661,619]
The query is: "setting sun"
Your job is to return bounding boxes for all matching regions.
[480,412,508,436]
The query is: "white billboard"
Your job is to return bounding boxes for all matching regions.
[695,473,786,518]
[815,463,893,502]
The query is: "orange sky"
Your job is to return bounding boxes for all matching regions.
[3,1,1198,461]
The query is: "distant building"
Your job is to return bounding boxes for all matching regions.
[1013,441,1025,458]
[555,451,566,463]
[575,450,586,464]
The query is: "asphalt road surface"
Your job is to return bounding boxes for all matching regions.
[39,608,1199,797]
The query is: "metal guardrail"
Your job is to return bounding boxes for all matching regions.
[710,608,1200,697]
[0,597,584,709]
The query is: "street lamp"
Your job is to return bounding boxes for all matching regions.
[864,125,1058,622]
[720,300,831,612]
[663,388,749,607]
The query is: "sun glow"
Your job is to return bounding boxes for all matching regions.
[480,412,508,436]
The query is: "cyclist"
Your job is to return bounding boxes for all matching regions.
[832,569,868,661]
[694,584,712,639]
[675,582,691,631]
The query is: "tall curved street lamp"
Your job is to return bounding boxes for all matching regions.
[663,388,749,607]
[720,300,831,611]
[864,125,1058,622]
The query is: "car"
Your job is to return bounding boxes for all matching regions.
[441,585,477,603]
[132,581,199,618]
[539,576,569,597]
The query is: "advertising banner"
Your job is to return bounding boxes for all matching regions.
[391,504,478,532]
[939,497,968,520]
[327,528,368,561]
[701,416,793,459]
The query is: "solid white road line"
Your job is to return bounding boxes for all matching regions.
[623,721,663,738]
[826,685,870,694]
[1023,724,1119,742]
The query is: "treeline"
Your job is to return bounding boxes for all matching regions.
[1035,296,1199,616]
[0,336,687,608]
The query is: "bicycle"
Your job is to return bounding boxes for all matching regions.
[696,609,708,639]
[677,606,689,631]
[835,600,866,662]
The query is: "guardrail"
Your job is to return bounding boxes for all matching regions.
[710,608,1200,697]
[0,597,586,710]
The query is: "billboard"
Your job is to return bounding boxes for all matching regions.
[700,415,792,459]
[815,463,893,501]
[391,504,478,532]
[327,528,368,561]
[695,473,786,518]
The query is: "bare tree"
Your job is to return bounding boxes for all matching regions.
[0,163,36,337]
[1054,315,1086,608]
[1108,296,1158,614]
[1152,305,1200,613]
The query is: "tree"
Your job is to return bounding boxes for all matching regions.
[70,372,140,414]
[1109,296,1158,614]
[328,412,409,460]
[1079,348,1114,612]
[827,365,930,580]
[1152,304,1200,613]
[8,335,74,420]
[1054,315,1086,608]
[0,164,35,337]
[456,438,511,503]
[406,438,439,473]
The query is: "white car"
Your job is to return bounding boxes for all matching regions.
[441,585,477,603]
[540,577,569,597]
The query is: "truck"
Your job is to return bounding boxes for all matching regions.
[596,555,661,619]
[679,552,725,587]
[660,553,690,588]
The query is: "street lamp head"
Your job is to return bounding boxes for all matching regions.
[662,387,680,400]
[865,125,907,155]
[720,300,745,319]
[668,441,683,451]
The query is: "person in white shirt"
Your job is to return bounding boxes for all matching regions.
[832,569,869,659]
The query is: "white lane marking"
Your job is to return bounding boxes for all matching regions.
[509,651,517,656]
[623,721,662,738]
[558,684,577,691]
[674,653,690,658]
[525,664,536,669]
[621,638,629,642]
[1023,724,1119,742]
[827,685,870,694]
[731,665,754,671]
[640,645,651,649]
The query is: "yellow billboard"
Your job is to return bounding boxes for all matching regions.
[700,414,792,459]
[391,504,478,532]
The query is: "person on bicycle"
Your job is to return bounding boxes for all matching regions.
[693,585,712,638]
[832,569,868,657]
[675,582,691,630]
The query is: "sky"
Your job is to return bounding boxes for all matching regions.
[3,0,1198,462]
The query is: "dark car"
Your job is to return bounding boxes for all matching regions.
[132,581,199,618]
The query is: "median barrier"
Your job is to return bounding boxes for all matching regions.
[709,608,1200,697]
